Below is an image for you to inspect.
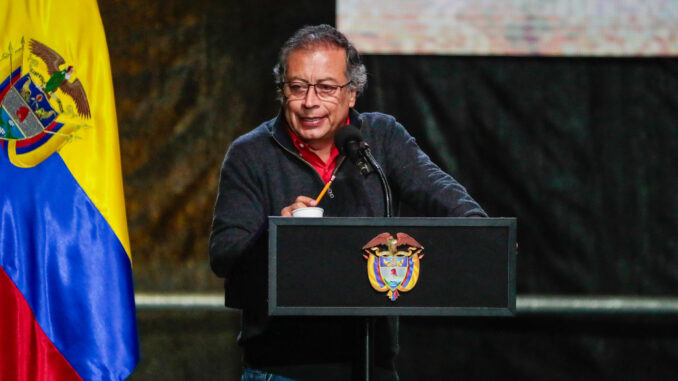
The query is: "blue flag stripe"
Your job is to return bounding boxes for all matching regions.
[0,148,139,380]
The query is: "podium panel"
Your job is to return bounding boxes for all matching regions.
[268,217,516,316]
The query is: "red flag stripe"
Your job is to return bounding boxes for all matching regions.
[0,267,82,381]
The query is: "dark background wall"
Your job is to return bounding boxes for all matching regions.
[99,0,678,379]
[100,0,335,292]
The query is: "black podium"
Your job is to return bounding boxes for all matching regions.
[268,217,516,380]
[268,217,516,317]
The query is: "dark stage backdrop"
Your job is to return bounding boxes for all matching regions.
[358,55,678,296]
[357,55,678,380]
[99,1,678,379]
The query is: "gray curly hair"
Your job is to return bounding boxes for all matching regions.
[273,24,367,102]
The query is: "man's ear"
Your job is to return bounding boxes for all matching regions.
[348,89,357,108]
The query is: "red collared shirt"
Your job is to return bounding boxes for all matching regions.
[286,117,349,184]
[287,130,339,184]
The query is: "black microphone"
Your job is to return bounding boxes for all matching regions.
[334,125,373,176]
[334,125,393,217]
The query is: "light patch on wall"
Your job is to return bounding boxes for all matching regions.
[337,0,678,56]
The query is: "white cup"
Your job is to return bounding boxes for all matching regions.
[291,207,324,218]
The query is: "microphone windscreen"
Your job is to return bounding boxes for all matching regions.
[334,125,364,156]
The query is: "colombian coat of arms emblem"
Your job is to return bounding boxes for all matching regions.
[363,232,424,301]
[1,38,91,168]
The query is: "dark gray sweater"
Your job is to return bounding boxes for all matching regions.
[209,109,486,380]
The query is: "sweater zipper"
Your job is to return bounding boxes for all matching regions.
[271,135,346,199]
[325,156,345,199]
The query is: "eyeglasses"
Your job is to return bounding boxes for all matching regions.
[280,81,352,100]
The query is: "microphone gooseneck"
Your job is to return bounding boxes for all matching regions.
[334,126,393,217]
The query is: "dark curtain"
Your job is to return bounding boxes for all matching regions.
[358,55,678,295]
[356,55,678,379]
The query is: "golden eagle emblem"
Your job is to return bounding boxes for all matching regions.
[1,37,91,168]
[29,39,90,119]
[363,232,424,301]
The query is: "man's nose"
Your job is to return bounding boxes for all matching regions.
[302,85,320,107]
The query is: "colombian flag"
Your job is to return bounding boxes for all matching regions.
[0,1,139,380]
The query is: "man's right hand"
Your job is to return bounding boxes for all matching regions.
[280,195,317,217]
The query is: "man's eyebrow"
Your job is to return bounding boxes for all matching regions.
[316,77,342,83]
[286,76,341,83]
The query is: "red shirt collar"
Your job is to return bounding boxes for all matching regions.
[286,116,350,184]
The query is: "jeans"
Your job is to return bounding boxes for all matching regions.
[241,368,298,381]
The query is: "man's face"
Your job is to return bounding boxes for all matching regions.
[283,46,357,149]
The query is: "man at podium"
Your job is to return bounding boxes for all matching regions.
[209,24,486,381]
